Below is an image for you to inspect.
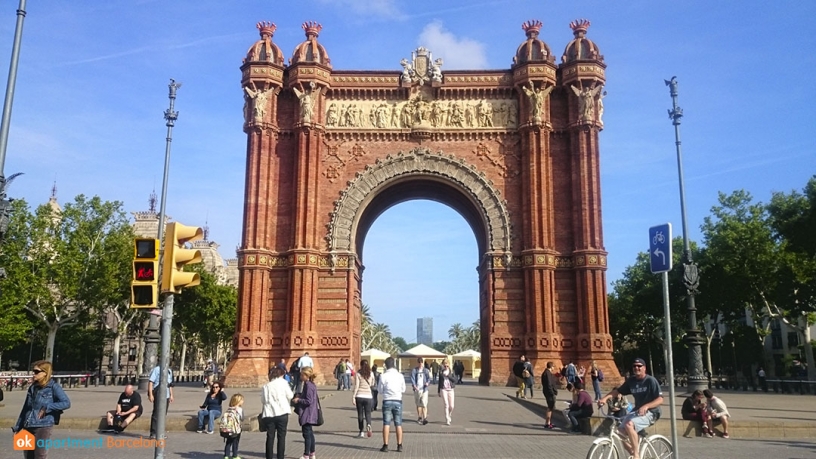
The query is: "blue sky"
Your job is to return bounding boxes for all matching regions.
[1,1,814,343]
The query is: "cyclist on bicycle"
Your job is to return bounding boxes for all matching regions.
[598,358,663,459]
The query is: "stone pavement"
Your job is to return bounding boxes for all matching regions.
[1,380,814,458]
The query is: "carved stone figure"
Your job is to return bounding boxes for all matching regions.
[449,102,463,127]
[431,58,443,83]
[477,100,493,127]
[507,102,518,128]
[571,84,602,122]
[399,47,443,86]
[522,82,554,123]
[292,81,317,123]
[391,103,401,128]
[400,58,413,83]
[597,90,607,124]
[244,86,271,124]
[464,104,475,127]
[325,103,339,127]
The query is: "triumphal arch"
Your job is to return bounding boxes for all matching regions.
[224,18,613,386]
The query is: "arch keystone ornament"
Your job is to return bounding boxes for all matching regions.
[224,20,616,387]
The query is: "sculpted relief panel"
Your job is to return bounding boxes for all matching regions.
[325,96,518,130]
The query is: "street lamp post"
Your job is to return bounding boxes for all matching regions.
[665,76,707,392]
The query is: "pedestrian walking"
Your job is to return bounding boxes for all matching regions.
[371,364,380,411]
[334,359,345,391]
[377,357,406,452]
[261,367,294,459]
[410,357,431,425]
[523,359,534,399]
[438,359,456,425]
[352,360,375,438]
[292,367,319,459]
[12,360,71,459]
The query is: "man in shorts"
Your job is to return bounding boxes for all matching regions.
[541,361,559,429]
[411,357,431,425]
[599,358,663,459]
[377,357,406,453]
[103,384,142,433]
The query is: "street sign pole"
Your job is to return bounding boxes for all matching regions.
[661,270,679,458]
[650,223,679,457]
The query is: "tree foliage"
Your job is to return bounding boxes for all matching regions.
[359,304,401,354]
[1,195,134,364]
[444,320,480,354]
[173,265,237,353]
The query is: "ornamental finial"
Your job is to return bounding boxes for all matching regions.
[256,21,276,39]
[522,20,542,38]
[569,19,591,37]
[302,21,322,38]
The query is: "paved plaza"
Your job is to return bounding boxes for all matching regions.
[1,381,814,458]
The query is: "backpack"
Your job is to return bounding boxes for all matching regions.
[339,361,347,373]
[597,369,605,382]
[219,407,242,438]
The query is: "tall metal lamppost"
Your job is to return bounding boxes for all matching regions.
[665,76,706,392]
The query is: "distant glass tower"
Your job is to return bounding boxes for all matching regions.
[417,317,433,345]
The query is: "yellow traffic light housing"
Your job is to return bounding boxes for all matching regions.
[131,238,159,308]
[161,222,203,294]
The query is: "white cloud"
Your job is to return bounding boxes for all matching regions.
[417,21,487,70]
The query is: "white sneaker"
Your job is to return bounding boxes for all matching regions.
[446,420,451,426]
[359,431,365,438]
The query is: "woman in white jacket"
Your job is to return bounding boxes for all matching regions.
[261,367,295,459]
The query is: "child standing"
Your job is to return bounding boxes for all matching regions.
[221,393,244,459]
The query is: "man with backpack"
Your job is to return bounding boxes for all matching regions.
[334,359,346,391]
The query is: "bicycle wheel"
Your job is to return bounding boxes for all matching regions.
[641,435,673,459]
[586,439,619,459]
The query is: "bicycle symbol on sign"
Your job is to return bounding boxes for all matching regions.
[652,230,665,246]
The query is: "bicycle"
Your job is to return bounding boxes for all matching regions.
[585,407,673,459]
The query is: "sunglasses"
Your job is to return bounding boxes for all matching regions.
[32,369,44,374]
[632,365,644,369]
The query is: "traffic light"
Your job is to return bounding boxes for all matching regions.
[131,238,159,308]
[161,222,203,294]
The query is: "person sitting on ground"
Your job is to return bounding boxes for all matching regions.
[567,381,594,433]
[703,389,731,439]
[197,382,227,434]
[681,389,712,437]
[103,384,142,433]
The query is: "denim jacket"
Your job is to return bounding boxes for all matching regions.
[12,379,71,432]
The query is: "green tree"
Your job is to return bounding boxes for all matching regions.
[174,266,237,371]
[608,238,690,372]
[702,189,815,380]
[444,320,480,354]
[6,196,134,364]
[392,336,408,352]
[0,199,35,369]
[359,303,401,354]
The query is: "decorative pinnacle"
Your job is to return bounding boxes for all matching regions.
[522,20,542,38]
[569,18,591,37]
[302,21,322,38]
[256,21,277,39]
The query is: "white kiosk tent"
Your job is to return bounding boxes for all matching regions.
[360,348,391,371]
[452,349,482,379]
[397,344,447,372]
